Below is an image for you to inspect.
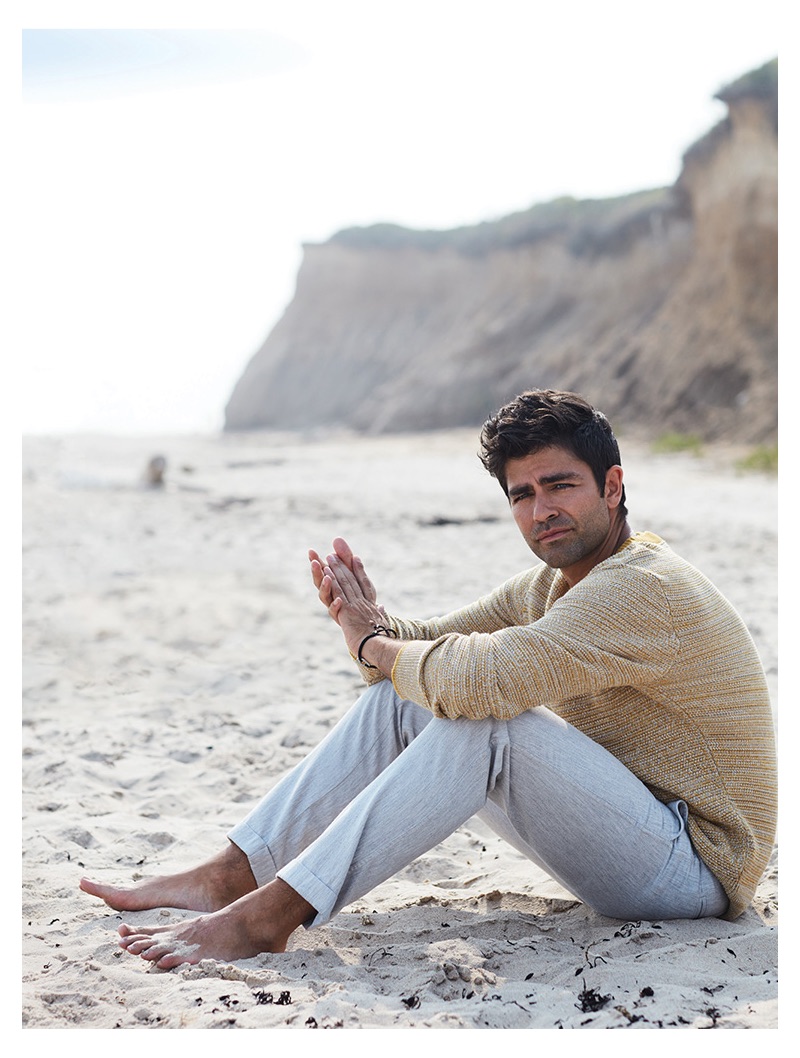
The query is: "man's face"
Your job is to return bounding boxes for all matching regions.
[504,446,624,585]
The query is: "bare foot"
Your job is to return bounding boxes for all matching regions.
[116,879,315,969]
[79,841,257,913]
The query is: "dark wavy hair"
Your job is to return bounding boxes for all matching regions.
[479,390,627,515]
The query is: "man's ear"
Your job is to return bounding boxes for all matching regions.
[604,466,624,509]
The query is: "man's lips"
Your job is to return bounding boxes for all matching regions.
[535,526,572,544]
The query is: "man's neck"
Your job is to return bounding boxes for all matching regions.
[561,515,633,588]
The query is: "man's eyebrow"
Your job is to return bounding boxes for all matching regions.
[508,470,582,495]
[540,470,582,485]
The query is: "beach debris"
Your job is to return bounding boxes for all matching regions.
[306,1016,344,1028]
[613,920,641,938]
[418,514,500,528]
[575,983,613,1013]
[252,989,292,1005]
[143,455,167,488]
[225,458,285,469]
[614,1005,644,1024]
[366,946,394,964]
[582,941,608,969]
[207,496,256,511]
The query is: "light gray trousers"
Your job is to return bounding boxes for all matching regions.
[228,681,728,926]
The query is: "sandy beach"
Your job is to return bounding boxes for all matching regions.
[21,427,778,1030]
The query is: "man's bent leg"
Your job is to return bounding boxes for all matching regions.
[81,682,431,916]
[479,707,728,920]
[98,683,440,966]
[229,681,434,886]
[275,707,508,926]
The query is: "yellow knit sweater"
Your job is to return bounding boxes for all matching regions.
[376,532,776,920]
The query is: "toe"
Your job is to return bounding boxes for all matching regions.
[123,936,159,955]
[140,942,173,962]
[119,923,168,942]
[155,950,193,969]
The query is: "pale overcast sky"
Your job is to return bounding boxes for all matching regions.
[17,1,782,434]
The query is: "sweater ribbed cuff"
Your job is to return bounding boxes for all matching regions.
[390,641,433,710]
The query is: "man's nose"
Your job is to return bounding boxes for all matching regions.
[532,495,558,522]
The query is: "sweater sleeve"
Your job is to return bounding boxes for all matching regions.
[390,565,681,718]
[355,570,536,685]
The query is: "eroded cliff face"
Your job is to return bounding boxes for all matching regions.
[225,63,777,443]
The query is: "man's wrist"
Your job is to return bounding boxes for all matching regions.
[356,628,404,678]
[356,624,398,669]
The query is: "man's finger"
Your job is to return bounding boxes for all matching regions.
[318,574,334,606]
[333,538,355,568]
[326,557,363,603]
[352,555,376,601]
[309,550,326,590]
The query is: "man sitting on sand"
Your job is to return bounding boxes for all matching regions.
[80,389,777,970]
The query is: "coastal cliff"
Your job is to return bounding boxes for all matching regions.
[224,61,777,443]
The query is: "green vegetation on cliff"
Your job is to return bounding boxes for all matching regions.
[329,187,675,258]
[330,60,776,261]
[684,58,778,167]
[716,58,777,105]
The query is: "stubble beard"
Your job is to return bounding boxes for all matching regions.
[529,515,611,570]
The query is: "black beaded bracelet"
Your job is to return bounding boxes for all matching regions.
[357,624,398,668]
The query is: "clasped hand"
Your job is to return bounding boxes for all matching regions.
[308,537,387,659]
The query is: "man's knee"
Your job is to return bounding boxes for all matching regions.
[359,680,417,708]
[357,679,403,711]
[352,680,429,735]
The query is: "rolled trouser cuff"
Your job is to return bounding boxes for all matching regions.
[277,860,336,927]
[227,820,279,887]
